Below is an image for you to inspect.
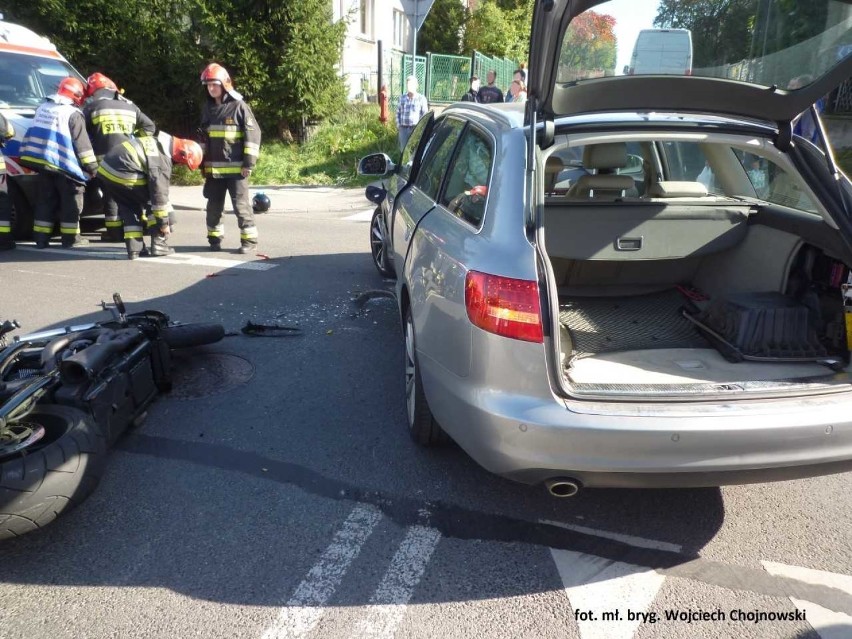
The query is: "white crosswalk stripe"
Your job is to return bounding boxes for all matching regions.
[343,208,376,222]
[15,245,278,270]
[260,503,382,639]
[353,525,442,638]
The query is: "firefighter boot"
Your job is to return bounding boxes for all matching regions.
[100,227,124,242]
[150,234,175,257]
[61,234,90,248]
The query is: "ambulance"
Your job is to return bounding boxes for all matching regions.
[0,17,90,239]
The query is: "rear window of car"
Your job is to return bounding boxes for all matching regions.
[441,126,493,228]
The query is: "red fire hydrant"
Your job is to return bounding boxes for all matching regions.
[379,85,389,125]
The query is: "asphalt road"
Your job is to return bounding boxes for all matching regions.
[1,191,851,639]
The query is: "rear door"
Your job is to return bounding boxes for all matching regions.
[527,0,852,125]
[407,122,495,378]
[391,116,465,281]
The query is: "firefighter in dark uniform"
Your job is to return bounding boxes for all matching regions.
[19,77,97,249]
[97,131,202,259]
[0,113,15,250]
[82,72,156,242]
[199,63,260,254]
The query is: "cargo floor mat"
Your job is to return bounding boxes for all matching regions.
[559,289,709,357]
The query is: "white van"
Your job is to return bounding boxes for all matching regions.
[627,28,693,76]
[0,18,89,238]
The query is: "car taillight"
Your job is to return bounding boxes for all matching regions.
[465,271,543,343]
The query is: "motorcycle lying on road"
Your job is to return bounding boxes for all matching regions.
[0,294,224,540]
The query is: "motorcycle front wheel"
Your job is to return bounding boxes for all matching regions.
[0,405,106,541]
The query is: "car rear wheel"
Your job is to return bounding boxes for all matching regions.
[404,308,449,446]
[370,208,395,278]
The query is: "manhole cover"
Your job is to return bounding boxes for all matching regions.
[168,352,255,400]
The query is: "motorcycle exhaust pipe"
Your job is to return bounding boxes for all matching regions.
[545,477,582,498]
[59,330,142,385]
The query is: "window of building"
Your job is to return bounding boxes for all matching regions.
[393,10,406,49]
[359,0,372,37]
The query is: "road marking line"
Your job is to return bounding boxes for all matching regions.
[540,519,683,553]
[762,561,852,639]
[261,504,383,639]
[552,549,666,639]
[354,525,442,637]
[343,208,376,222]
[15,245,277,271]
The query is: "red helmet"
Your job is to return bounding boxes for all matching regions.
[85,72,118,97]
[200,63,233,91]
[56,77,86,106]
[172,137,203,171]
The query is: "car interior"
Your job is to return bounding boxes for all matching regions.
[540,134,852,397]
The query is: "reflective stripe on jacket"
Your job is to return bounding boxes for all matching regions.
[98,135,173,216]
[20,100,97,183]
[200,94,261,178]
[83,89,156,159]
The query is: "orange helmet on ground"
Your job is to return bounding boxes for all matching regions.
[200,63,233,91]
[172,137,203,171]
[57,77,86,106]
[85,72,118,97]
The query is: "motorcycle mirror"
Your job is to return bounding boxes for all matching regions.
[112,292,127,325]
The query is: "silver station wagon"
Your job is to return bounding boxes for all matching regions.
[360,0,852,495]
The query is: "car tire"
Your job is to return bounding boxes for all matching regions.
[404,308,449,446]
[8,182,33,241]
[370,207,395,279]
[0,405,107,540]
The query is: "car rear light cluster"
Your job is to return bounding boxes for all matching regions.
[465,271,543,343]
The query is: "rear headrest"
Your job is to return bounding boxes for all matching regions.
[544,155,564,175]
[583,143,627,170]
[647,181,709,198]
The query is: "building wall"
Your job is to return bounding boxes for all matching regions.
[335,0,410,100]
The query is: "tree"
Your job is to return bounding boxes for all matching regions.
[191,0,348,138]
[419,0,467,55]
[559,11,616,78]
[4,0,348,138]
[654,0,755,69]
[463,0,531,61]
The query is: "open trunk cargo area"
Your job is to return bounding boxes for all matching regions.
[544,197,852,398]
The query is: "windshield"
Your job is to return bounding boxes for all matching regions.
[557,0,852,91]
[0,52,79,109]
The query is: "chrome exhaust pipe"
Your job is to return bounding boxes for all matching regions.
[545,477,581,498]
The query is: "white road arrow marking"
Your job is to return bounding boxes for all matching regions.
[551,549,666,639]
[762,560,852,639]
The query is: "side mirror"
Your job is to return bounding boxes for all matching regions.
[358,153,396,177]
[623,65,630,75]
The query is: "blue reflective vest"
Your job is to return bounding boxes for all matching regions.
[20,99,89,183]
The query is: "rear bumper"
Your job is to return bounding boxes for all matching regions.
[419,354,852,488]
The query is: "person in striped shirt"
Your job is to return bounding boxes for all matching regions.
[396,76,429,152]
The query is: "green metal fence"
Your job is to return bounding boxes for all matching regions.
[382,50,519,107]
[472,51,519,98]
[426,53,472,103]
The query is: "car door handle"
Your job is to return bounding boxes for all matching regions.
[616,236,643,251]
